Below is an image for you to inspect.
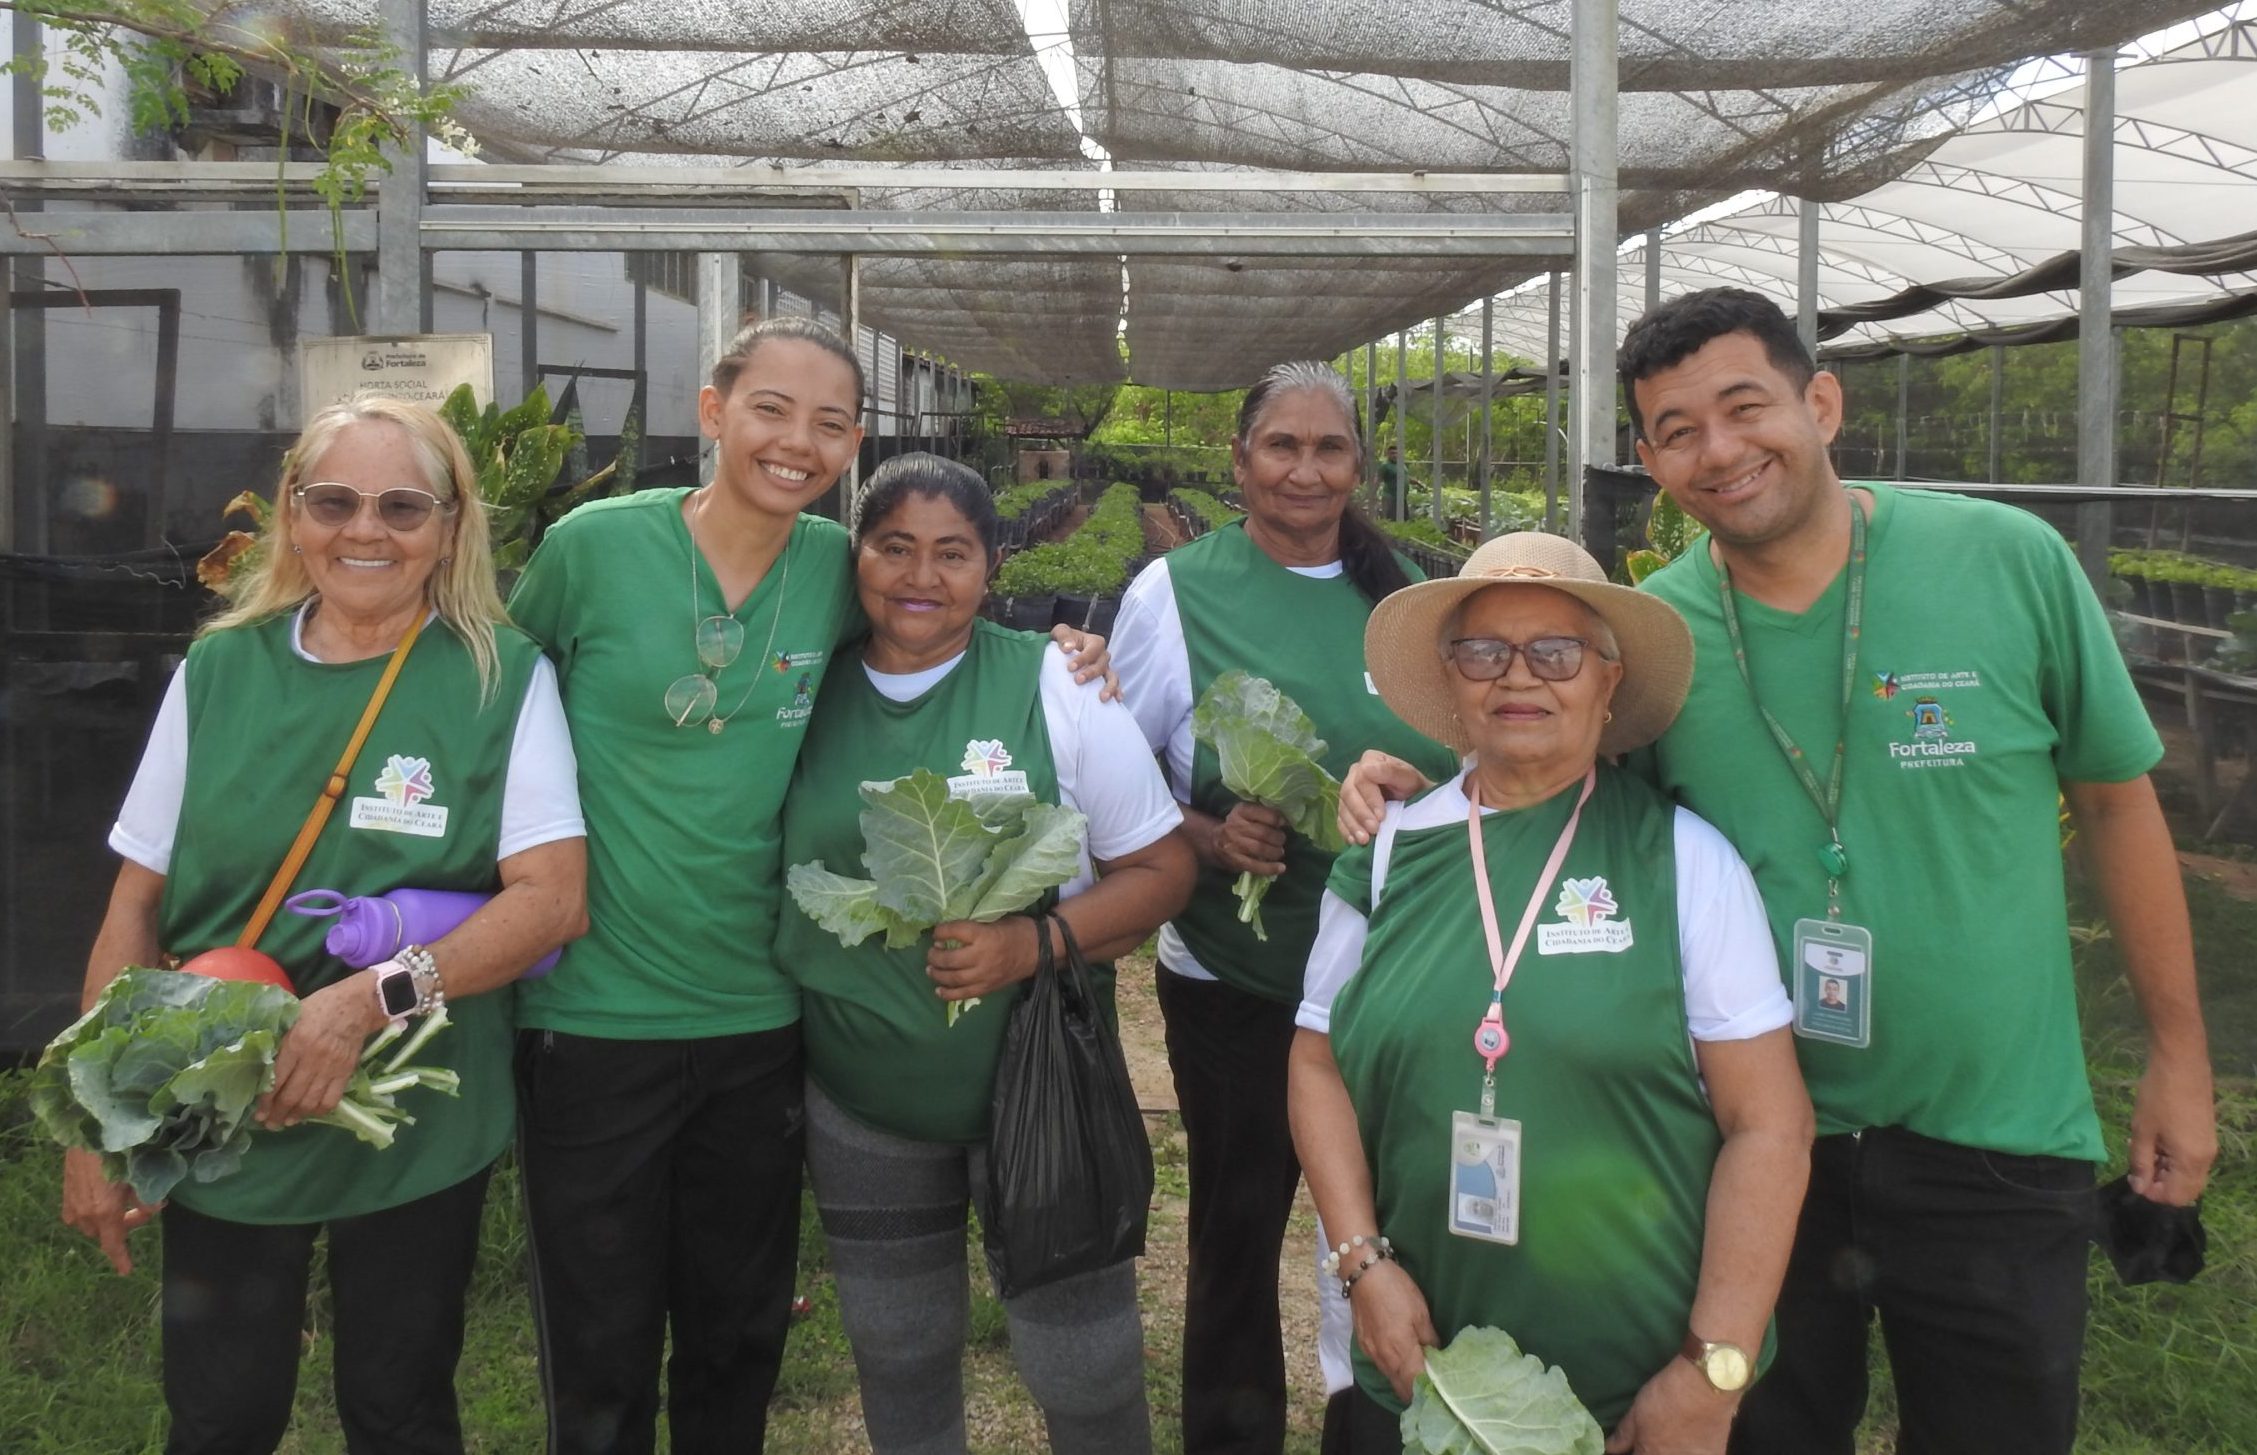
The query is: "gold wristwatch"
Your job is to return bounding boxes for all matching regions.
[1679,1332,1752,1393]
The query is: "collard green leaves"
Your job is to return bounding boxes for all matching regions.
[27,968,460,1204]
[786,767,1090,966]
[1189,670,1345,939]
[1398,1326,1605,1455]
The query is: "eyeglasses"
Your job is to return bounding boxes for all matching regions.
[1445,636,1592,683]
[294,482,455,532]
[664,616,749,728]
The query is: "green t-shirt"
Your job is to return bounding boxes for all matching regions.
[778,622,1088,1144]
[509,489,856,1038]
[163,616,538,1223]
[1161,523,1459,1002]
[1327,767,1728,1428]
[1636,484,2161,1160]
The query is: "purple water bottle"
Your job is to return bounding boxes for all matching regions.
[286,888,561,978]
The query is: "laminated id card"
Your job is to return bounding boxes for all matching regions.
[1793,918,1873,1048]
[1446,1109,1521,1245]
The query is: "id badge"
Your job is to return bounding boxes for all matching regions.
[1792,917,1873,1049]
[1446,1109,1521,1245]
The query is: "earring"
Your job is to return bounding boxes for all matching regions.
[1603,711,1614,723]
[439,555,452,565]
[290,545,302,554]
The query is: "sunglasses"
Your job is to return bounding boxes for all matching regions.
[1445,636,1591,683]
[294,482,456,532]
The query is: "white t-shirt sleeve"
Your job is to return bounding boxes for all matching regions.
[497,655,586,859]
[108,651,584,874]
[1295,889,1371,1035]
[1110,559,1196,800]
[1673,807,1793,1041]
[1044,647,1182,898]
[109,659,191,875]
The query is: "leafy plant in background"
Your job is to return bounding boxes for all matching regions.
[193,488,271,594]
[1398,1326,1604,1455]
[2,1,472,324]
[27,967,457,1203]
[1624,491,1700,585]
[787,769,1088,1025]
[1190,670,1344,941]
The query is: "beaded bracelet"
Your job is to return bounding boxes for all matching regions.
[1339,1243,1399,1299]
[1321,1233,1391,1280]
[401,944,446,1017]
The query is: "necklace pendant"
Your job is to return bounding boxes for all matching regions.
[1817,840,1848,879]
[708,718,724,736]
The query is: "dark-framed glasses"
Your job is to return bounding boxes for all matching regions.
[294,482,455,532]
[1446,635,1590,683]
[664,616,747,728]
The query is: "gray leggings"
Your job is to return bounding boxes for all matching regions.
[804,1079,1153,1455]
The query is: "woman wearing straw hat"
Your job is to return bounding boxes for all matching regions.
[1287,533,1812,1455]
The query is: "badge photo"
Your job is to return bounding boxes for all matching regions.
[1792,917,1873,1048]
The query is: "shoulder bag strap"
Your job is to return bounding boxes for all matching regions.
[234,614,426,950]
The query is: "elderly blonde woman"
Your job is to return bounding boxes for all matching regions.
[1288,534,1811,1455]
[63,395,587,1455]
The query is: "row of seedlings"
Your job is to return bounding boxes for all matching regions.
[988,483,1150,633]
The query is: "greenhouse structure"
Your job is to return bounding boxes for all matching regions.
[3,0,2257,1045]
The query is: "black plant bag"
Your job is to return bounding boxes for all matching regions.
[983,913,1154,1298]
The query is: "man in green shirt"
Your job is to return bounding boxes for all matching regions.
[1619,289,2215,1455]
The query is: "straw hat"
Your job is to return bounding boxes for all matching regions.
[1365,532,1694,756]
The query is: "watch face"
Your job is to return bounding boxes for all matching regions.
[1706,1344,1752,1392]
[379,970,419,1018]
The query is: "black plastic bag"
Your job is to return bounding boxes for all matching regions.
[2095,1175,2206,1285]
[984,913,1154,1298]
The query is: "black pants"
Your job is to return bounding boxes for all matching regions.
[1730,1128,2094,1455]
[1157,969,1304,1455]
[516,1026,806,1455]
[160,1165,492,1455]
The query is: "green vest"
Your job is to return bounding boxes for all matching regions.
[1166,523,1457,1001]
[162,614,538,1224]
[1329,767,1726,1427]
[778,622,1094,1144]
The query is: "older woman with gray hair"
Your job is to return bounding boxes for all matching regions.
[1112,361,1460,1453]
[66,394,586,1454]
[1292,532,1811,1455]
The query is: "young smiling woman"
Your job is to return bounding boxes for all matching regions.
[777,453,1193,1455]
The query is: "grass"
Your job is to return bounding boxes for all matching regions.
[4,864,2251,1454]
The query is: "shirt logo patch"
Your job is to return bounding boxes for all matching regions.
[774,652,823,726]
[349,753,449,837]
[948,738,1030,800]
[1536,875,1634,954]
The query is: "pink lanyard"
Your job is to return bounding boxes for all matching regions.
[1467,767,1597,1114]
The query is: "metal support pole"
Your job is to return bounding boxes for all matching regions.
[1362,340,1378,501]
[1431,315,1447,529]
[1544,271,1562,531]
[695,254,736,485]
[1479,295,1495,538]
[5,6,43,553]
[1643,229,1661,313]
[843,254,861,500]
[2076,48,2118,585]
[1568,0,1619,535]
[1394,330,1410,519]
[518,252,538,399]
[1895,352,1910,481]
[374,0,428,335]
[1796,199,1821,360]
[1987,344,2004,483]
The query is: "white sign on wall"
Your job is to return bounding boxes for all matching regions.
[302,333,495,415]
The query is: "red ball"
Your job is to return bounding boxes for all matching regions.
[178,946,296,994]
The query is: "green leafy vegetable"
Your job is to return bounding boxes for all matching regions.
[786,768,1089,1026]
[1399,1327,1605,1455]
[1190,670,1346,940]
[27,968,460,1204]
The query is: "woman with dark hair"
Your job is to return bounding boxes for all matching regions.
[777,452,1195,1455]
[1110,361,1461,1454]
[508,321,1112,1454]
